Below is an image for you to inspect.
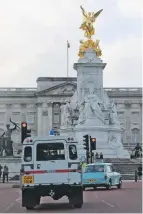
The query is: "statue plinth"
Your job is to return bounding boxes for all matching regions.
[60,48,130,158]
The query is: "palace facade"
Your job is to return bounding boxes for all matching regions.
[0,77,142,154]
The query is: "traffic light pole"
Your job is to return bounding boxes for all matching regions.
[88,136,92,164]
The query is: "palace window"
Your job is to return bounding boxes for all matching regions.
[11,112,20,124]
[0,113,5,124]
[131,128,140,144]
[117,112,124,123]
[84,88,90,95]
[27,112,36,124]
[52,103,61,129]
[121,128,125,144]
[131,112,139,123]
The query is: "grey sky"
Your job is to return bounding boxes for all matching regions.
[0,0,142,87]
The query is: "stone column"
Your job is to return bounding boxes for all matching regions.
[20,103,27,122]
[36,102,43,136]
[42,102,49,136]
[47,102,53,134]
[73,49,106,104]
[60,103,65,127]
[5,104,12,125]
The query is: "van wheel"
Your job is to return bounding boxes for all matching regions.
[117,179,122,189]
[25,206,34,210]
[69,187,83,209]
[74,203,82,208]
[106,179,112,190]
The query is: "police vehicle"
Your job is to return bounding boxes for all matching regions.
[20,136,83,210]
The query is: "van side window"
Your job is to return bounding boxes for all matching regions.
[106,165,112,173]
[69,145,77,160]
[24,146,32,162]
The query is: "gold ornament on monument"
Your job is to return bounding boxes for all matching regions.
[78,6,103,58]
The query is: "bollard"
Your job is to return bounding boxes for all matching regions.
[135,170,138,182]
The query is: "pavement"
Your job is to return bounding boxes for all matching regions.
[0,181,142,213]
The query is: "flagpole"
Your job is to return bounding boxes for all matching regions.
[67,40,69,77]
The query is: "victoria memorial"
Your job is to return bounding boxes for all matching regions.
[0,77,142,154]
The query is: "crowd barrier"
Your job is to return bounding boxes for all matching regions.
[4,171,142,182]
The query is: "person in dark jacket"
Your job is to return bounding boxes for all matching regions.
[0,164,2,182]
[100,152,103,160]
[95,152,99,160]
[3,165,9,183]
[134,143,142,158]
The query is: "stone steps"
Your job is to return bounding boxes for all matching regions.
[103,158,142,180]
[121,174,137,180]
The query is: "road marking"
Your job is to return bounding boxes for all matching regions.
[96,194,115,208]
[101,199,115,208]
[15,190,22,203]
[4,203,14,212]
[15,197,21,202]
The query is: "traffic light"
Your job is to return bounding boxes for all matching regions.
[90,137,96,150]
[83,135,89,151]
[137,166,142,177]
[21,122,31,143]
[86,151,90,164]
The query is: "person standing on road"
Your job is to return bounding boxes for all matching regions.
[0,164,2,182]
[3,165,9,183]
[100,152,103,160]
[95,152,99,160]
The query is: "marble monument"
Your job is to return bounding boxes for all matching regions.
[60,6,130,158]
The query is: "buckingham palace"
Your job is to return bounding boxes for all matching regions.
[0,77,142,153]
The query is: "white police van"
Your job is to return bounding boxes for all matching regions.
[20,136,83,210]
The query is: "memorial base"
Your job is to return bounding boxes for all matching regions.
[60,125,130,159]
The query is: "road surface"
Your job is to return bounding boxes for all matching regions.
[0,181,142,213]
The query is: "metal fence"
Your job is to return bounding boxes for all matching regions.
[1,171,141,183]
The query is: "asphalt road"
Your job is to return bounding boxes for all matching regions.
[0,181,142,213]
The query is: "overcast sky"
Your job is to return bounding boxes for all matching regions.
[0,0,142,88]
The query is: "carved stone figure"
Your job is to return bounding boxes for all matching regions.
[0,118,20,156]
[78,101,86,124]
[86,93,104,121]
[62,86,75,93]
[109,135,117,149]
[77,93,105,125]
[61,100,73,126]
[108,101,120,125]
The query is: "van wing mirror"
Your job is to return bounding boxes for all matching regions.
[20,168,24,173]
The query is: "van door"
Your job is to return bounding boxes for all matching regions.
[68,144,81,184]
[33,140,69,185]
[21,145,34,187]
[83,164,105,183]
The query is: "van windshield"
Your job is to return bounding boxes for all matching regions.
[85,165,104,173]
[36,143,65,161]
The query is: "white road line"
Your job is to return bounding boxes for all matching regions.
[15,197,21,202]
[101,199,115,208]
[95,194,115,208]
[4,203,14,212]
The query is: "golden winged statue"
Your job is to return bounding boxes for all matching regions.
[80,6,103,39]
[78,6,103,58]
